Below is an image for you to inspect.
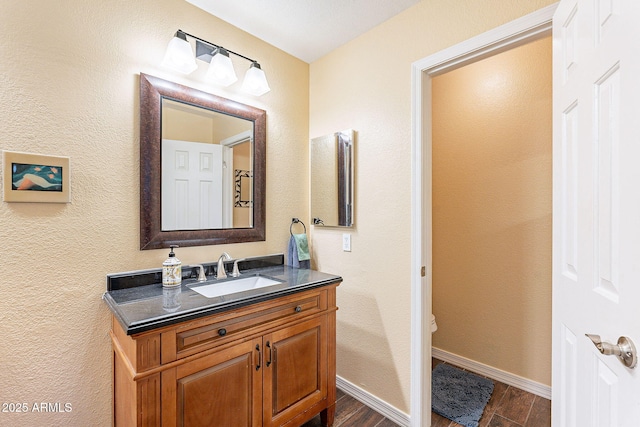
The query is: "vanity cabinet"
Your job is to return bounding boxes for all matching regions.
[110,284,338,427]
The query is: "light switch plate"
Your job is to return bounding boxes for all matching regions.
[342,233,351,252]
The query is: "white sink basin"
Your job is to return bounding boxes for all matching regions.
[189,275,282,298]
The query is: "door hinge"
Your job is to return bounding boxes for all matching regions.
[421,266,426,277]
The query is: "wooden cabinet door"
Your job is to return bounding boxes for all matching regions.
[163,338,263,427]
[263,316,328,426]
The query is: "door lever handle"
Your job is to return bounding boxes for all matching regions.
[586,334,637,368]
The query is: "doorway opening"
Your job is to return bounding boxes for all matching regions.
[409,5,557,426]
[430,29,552,425]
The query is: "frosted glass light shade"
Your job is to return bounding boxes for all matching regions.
[241,63,270,96]
[206,48,237,87]
[161,32,197,74]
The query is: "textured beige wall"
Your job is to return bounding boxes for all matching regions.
[432,36,552,386]
[162,101,216,143]
[309,0,555,413]
[0,1,308,425]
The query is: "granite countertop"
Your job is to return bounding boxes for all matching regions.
[103,260,342,335]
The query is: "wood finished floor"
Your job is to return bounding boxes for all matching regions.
[301,388,400,427]
[431,358,550,427]
[302,358,551,427]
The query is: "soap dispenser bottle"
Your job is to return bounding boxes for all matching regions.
[162,245,182,287]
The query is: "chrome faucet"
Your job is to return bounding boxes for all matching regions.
[216,252,231,279]
[193,265,207,282]
[231,259,245,278]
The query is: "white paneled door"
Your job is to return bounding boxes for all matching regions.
[161,139,225,231]
[552,0,640,425]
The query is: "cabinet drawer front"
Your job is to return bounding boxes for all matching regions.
[176,290,327,357]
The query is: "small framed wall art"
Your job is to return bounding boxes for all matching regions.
[2,151,70,203]
[235,169,253,208]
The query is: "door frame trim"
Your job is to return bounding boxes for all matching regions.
[409,4,557,425]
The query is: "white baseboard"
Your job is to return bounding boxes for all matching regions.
[336,376,411,427]
[432,347,552,400]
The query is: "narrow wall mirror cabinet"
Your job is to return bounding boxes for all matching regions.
[310,129,355,227]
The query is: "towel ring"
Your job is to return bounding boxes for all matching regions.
[290,218,306,235]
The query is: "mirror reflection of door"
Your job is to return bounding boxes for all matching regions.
[161,139,225,230]
[161,98,253,230]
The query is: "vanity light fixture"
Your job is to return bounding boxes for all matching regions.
[162,29,270,95]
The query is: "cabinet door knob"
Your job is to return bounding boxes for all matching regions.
[218,328,227,337]
[295,305,302,313]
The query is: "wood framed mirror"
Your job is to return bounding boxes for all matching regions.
[139,73,266,250]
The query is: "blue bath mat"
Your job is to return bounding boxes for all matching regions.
[432,364,494,427]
